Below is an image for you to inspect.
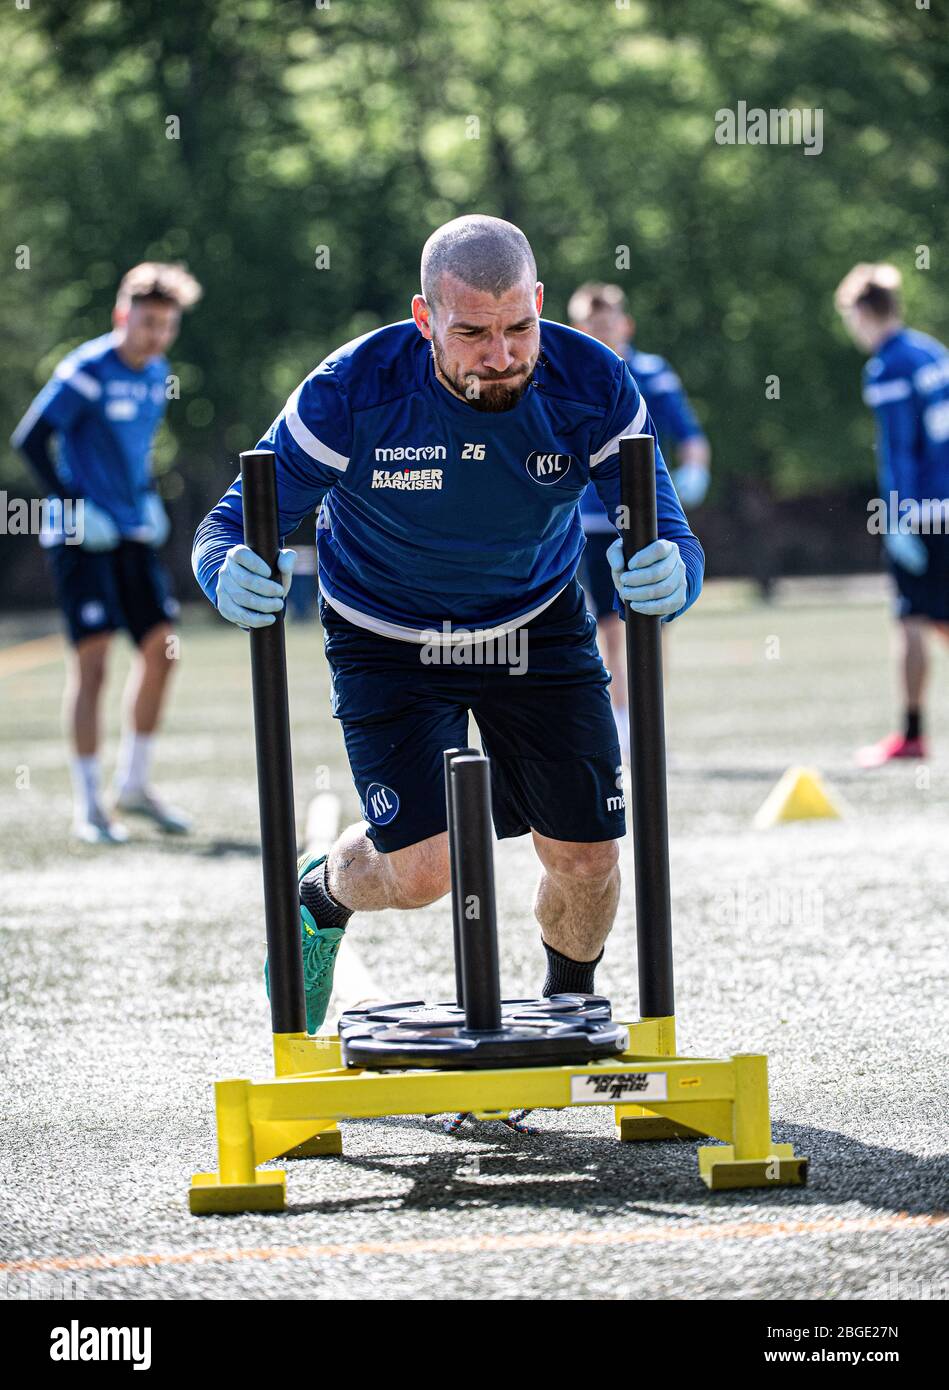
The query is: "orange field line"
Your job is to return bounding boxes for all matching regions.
[0,633,63,678]
[2,1211,944,1277]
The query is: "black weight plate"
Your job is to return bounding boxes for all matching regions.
[340,993,614,1032]
[338,994,628,1070]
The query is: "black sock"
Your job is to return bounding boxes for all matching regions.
[542,941,603,998]
[905,708,922,741]
[300,860,353,931]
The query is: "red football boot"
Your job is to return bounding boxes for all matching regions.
[855,732,927,768]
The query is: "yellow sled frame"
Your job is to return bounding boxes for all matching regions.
[190,1018,807,1213]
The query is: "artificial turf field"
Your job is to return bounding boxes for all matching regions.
[1,578,946,1302]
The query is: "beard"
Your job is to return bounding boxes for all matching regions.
[430,336,535,413]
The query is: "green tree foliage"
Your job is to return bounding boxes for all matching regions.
[2,0,945,529]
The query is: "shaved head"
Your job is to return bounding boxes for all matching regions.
[421,215,537,306]
[412,215,543,413]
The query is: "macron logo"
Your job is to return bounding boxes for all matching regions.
[374,444,447,462]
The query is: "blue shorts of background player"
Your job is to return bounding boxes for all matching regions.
[888,533,949,623]
[48,540,178,646]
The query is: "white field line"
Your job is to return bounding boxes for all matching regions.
[304,791,382,1029]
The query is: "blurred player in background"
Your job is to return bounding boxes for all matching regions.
[11,262,202,842]
[568,282,710,760]
[835,263,949,766]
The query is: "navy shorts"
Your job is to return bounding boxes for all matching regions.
[321,580,626,853]
[47,540,179,646]
[577,533,619,621]
[889,534,949,622]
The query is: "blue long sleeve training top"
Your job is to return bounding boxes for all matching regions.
[193,318,704,641]
[861,327,949,522]
[580,345,706,535]
[11,331,169,544]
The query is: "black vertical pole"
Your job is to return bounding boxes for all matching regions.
[240,449,306,1035]
[443,746,478,1007]
[450,755,503,1031]
[619,435,675,1018]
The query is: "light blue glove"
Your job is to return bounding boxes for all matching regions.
[77,498,119,552]
[140,492,171,548]
[671,462,709,509]
[216,545,296,628]
[607,536,687,618]
[883,531,928,576]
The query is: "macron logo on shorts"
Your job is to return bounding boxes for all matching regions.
[364,783,400,825]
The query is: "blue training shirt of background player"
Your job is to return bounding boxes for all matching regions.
[12,331,170,543]
[861,327,949,516]
[193,319,704,637]
[579,345,705,534]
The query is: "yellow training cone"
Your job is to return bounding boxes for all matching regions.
[753,766,843,828]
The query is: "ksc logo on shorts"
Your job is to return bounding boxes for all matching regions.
[526,451,573,484]
[80,600,107,627]
[364,783,400,825]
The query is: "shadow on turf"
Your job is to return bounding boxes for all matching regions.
[149,837,264,858]
[151,837,351,858]
[273,1118,945,1218]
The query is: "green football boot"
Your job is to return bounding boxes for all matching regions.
[264,853,344,1034]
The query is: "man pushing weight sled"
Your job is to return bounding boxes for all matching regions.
[193,216,704,1034]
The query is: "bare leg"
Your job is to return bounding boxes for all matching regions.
[531,831,620,962]
[65,633,125,837]
[67,632,111,757]
[327,824,450,912]
[123,622,177,736]
[898,616,928,714]
[114,623,189,829]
